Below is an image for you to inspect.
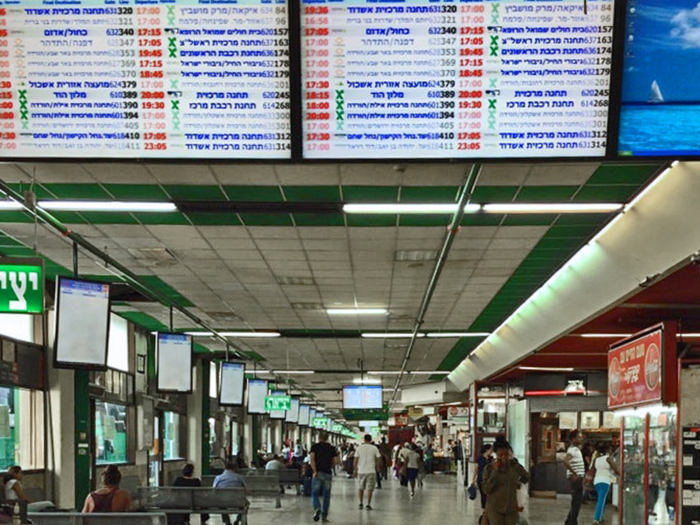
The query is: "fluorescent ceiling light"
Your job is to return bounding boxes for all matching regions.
[482,203,623,214]
[362,333,425,338]
[410,371,450,375]
[274,370,315,375]
[185,331,280,338]
[426,332,491,338]
[38,201,177,212]
[326,308,388,315]
[353,378,382,385]
[367,371,402,375]
[578,333,632,338]
[344,203,460,214]
[678,333,700,337]
[0,200,23,210]
[519,366,575,372]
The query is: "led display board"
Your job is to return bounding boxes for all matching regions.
[220,362,245,406]
[343,385,383,410]
[247,378,268,414]
[301,0,615,159]
[0,0,291,158]
[156,332,193,393]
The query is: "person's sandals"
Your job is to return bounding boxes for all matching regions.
[358,504,363,509]
[366,505,373,511]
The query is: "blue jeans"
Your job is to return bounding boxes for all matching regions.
[312,472,333,518]
[594,482,610,521]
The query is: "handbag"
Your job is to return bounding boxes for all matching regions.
[468,484,477,500]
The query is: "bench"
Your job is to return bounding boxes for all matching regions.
[278,469,303,496]
[121,475,144,509]
[199,471,281,508]
[138,487,248,525]
[28,512,167,525]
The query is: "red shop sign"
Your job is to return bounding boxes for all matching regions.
[607,323,676,410]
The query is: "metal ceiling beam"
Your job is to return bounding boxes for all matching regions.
[389,163,482,405]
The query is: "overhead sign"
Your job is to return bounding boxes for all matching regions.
[332,423,343,433]
[301,0,615,159]
[343,405,389,421]
[608,324,676,410]
[369,426,381,437]
[408,407,424,419]
[265,395,291,412]
[312,417,328,428]
[1,0,292,159]
[447,406,470,421]
[0,260,43,314]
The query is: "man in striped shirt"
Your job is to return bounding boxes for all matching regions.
[564,430,586,525]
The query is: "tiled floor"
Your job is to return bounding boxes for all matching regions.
[203,475,622,525]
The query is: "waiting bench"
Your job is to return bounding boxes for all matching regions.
[201,471,282,508]
[28,512,166,525]
[278,469,303,495]
[138,487,248,525]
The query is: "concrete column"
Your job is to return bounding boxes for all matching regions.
[187,360,204,472]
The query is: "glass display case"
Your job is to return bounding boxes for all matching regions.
[469,382,507,461]
[620,407,678,525]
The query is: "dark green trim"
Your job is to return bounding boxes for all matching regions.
[201,362,211,475]
[74,370,91,509]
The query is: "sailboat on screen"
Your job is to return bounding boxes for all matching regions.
[648,80,664,103]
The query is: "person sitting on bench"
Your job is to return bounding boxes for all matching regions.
[213,462,249,525]
[82,465,131,513]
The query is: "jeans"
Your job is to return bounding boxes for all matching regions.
[565,477,584,525]
[594,483,610,522]
[312,472,333,518]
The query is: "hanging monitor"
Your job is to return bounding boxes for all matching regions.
[286,398,300,424]
[156,333,193,393]
[247,379,268,415]
[343,385,383,410]
[268,390,288,420]
[618,0,698,156]
[220,362,246,406]
[299,404,311,427]
[54,277,111,370]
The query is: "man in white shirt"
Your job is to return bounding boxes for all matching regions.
[564,430,586,525]
[354,434,381,510]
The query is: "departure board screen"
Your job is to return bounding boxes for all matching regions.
[618,0,700,156]
[301,0,614,159]
[0,0,291,158]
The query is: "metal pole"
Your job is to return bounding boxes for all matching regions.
[389,164,482,405]
[72,242,78,277]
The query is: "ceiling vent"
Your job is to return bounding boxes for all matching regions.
[395,250,439,262]
[276,276,316,286]
[127,248,177,267]
[291,302,324,310]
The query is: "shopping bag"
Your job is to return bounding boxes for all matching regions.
[468,484,478,500]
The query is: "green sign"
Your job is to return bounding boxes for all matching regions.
[312,417,328,428]
[343,405,390,421]
[369,427,382,437]
[332,424,343,432]
[265,395,291,412]
[0,260,43,314]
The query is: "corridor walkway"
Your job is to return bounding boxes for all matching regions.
[232,475,621,525]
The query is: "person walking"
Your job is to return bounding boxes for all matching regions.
[482,439,530,525]
[472,444,493,510]
[425,443,434,474]
[378,437,391,480]
[355,434,382,510]
[564,430,586,525]
[592,444,620,525]
[406,444,422,497]
[310,432,339,523]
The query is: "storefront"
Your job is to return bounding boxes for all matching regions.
[609,323,678,525]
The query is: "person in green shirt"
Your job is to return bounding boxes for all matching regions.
[482,438,529,525]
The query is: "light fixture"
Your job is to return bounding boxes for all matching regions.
[352,378,382,385]
[185,331,281,338]
[426,332,491,338]
[367,371,402,375]
[614,403,676,418]
[482,203,623,214]
[0,200,23,210]
[343,203,462,214]
[38,201,177,212]
[578,333,632,338]
[274,370,315,375]
[362,333,425,338]
[519,366,575,372]
[410,371,450,375]
[326,308,388,315]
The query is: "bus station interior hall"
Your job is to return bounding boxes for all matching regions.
[0,159,698,525]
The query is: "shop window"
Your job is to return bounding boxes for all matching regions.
[0,387,44,470]
[95,400,129,465]
[163,411,184,460]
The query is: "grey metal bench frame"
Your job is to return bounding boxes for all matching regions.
[278,469,303,496]
[138,487,249,525]
[28,512,167,525]
[202,471,282,508]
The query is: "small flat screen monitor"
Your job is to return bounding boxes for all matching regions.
[269,390,287,420]
[220,363,246,406]
[285,398,300,424]
[156,333,193,393]
[54,277,110,370]
[343,385,383,409]
[247,379,268,415]
[298,404,311,427]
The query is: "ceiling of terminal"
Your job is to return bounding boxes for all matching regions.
[0,161,663,410]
